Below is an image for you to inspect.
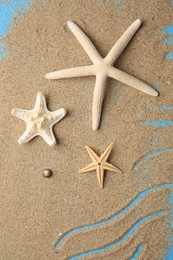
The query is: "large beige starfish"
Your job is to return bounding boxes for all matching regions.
[79,143,122,189]
[45,19,158,131]
[11,92,66,146]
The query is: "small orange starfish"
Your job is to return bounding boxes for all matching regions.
[79,143,123,189]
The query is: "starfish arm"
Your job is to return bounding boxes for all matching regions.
[102,162,123,173]
[96,165,104,189]
[67,20,102,64]
[79,162,97,173]
[11,108,29,122]
[45,65,94,80]
[39,127,57,146]
[108,67,158,96]
[18,126,36,144]
[100,143,114,163]
[92,74,107,131]
[49,108,67,125]
[34,92,48,114]
[105,19,142,65]
[85,146,100,162]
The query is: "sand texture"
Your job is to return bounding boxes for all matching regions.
[0,0,173,259]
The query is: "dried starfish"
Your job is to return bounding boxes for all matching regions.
[45,20,158,131]
[11,92,66,146]
[79,143,122,189]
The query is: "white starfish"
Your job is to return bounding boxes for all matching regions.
[11,92,66,146]
[45,19,158,131]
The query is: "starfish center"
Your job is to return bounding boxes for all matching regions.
[32,116,45,128]
[95,60,109,75]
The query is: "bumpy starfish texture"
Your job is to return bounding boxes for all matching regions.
[79,143,122,189]
[11,92,66,146]
[45,19,158,131]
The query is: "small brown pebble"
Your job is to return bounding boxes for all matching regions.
[42,169,52,178]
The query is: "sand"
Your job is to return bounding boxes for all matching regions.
[0,0,173,259]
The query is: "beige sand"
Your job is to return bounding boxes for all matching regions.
[0,1,172,259]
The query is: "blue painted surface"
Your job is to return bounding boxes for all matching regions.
[145,106,173,111]
[166,53,173,59]
[166,246,173,260]
[150,83,160,89]
[130,245,143,260]
[133,148,173,171]
[69,211,164,259]
[0,0,32,60]
[163,26,173,35]
[100,116,104,124]
[164,39,173,45]
[55,183,173,250]
[141,121,173,127]
[162,25,173,60]
[0,42,7,60]
[165,191,173,259]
